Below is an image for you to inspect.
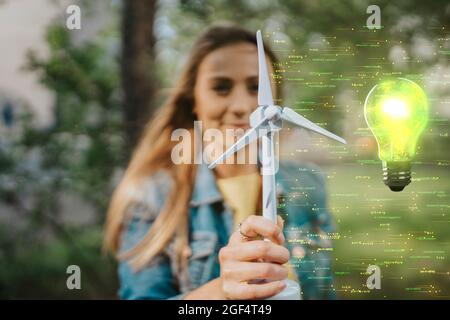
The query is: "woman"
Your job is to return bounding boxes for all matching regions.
[104,24,336,300]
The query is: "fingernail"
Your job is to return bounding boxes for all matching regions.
[278,232,285,244]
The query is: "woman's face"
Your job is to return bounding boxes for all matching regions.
[193,42,275,137]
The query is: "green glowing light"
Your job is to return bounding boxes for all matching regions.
[382,99,409,119]
[364,78,428,162]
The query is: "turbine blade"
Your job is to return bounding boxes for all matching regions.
[281,107,347,144]
[208,117,268,169]
[256,30,274,107]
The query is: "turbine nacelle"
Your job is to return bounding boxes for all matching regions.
[250,105,282,132]
[264,105,281,121]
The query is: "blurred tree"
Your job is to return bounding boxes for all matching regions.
[121,0,158,152]
[0,24,122,298]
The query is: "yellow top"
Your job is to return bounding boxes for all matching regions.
[216,171,261,229]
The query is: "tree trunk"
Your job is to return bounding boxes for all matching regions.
[121,0,157,155]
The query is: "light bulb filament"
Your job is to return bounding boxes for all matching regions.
[382,99,409,119]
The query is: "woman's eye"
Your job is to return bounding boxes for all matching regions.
[248,83,258,94]
[212,83,231,95]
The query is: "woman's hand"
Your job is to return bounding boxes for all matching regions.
[218,215,290,299]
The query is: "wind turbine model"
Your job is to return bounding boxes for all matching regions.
[208,30,346,225]
[208,29,346,300]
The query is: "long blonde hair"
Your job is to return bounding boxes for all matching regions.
[104,24,281,274]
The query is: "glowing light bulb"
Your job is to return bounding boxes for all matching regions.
[382,99,409,119]
[364,78,428,191]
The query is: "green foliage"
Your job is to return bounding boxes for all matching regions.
[0,24,122,298]
[0,225,118,299]
[24,24,124,211]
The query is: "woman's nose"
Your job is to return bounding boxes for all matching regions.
[228,88,255,117]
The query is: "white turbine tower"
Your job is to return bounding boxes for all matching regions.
[208,30,346,225]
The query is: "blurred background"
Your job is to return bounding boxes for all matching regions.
[0,0,449,299]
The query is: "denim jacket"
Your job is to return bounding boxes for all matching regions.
[118,161,337,300]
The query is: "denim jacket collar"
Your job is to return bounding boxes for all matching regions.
[189,162,286,207]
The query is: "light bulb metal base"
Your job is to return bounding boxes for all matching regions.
[382,161,411,192]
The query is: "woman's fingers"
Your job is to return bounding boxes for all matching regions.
[220,240,290,264]
[230,215,285,245]
[222,261,288,282]
[277,215,284,230]
[223,280,286,300]
[220,214,290,299]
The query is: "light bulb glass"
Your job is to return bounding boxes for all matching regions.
[364,78,429,191]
